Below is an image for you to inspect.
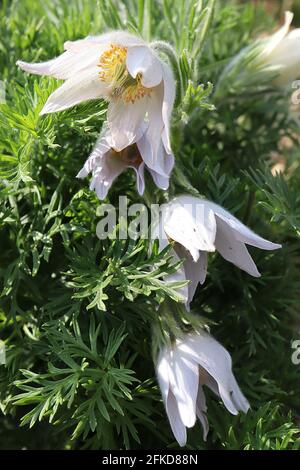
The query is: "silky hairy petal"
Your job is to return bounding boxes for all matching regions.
[40,67,108,115]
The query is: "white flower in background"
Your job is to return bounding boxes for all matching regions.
[153,195,281,305]
[77,125,173,199]
[17,31,175,188]
[156,329,249,446]
[258,11,300,86]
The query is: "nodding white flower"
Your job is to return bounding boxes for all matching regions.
[156,330,249,447]
[258,11,300,86]
[153,195,281,305]
[16,31,175,186]
[77,125,173,199]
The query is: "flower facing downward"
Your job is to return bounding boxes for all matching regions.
[153,195,281,305]
[77,126,173,199]
[156,330,249,446]
[17,31,176,191]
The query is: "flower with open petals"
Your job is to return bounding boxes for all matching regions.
[152,195,281,305]
[156,329,249,446]
[17,31,175,189]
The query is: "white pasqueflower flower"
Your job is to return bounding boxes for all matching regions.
[258,11,300,86]
[17,31,175,189]
[77,124,174,199]
[156,330,249,446]
[153,195,281,305]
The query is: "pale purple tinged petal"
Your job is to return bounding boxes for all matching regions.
[89,153,127,200]
[215,216,261,277]
[148,169,170,190]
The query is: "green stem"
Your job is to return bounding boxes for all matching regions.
[192,0,216,81]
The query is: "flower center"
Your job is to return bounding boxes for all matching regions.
[98,44,151,104]
[111,144,143,165]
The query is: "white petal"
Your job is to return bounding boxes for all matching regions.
[163,205,201,261]
[231,225,281,251]
[40,67,108,115]
[263,11,294,56]
[166,390,187,447]
[148,169,170,190]
[204,374,238,415]
[126,46,163,88]
[178,332,250,416]
[196,385,209,441]
[204,200,281,251]
[107,98,148,151]
[207,370,250,415]
[90,154,127,200]
[215,216,261,277]
[76,133,111,179]
[142,85,165,170]
[287,28,300,39]
[168,348,199,428]
[156,349,172,404]
[100,31,145,47]
[156,349,186,445]
[67,31,145,49]
[161,62,176,154]
[64,38,103,53]
[131,162,145,195]
[163,197,217,260]
[137,132,174,177]
[17,43,101,80]
[260,15,300,85]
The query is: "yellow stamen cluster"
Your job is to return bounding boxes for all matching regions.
[122,73,149,104]
[99,44,127,85]
[98,44,151,104]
